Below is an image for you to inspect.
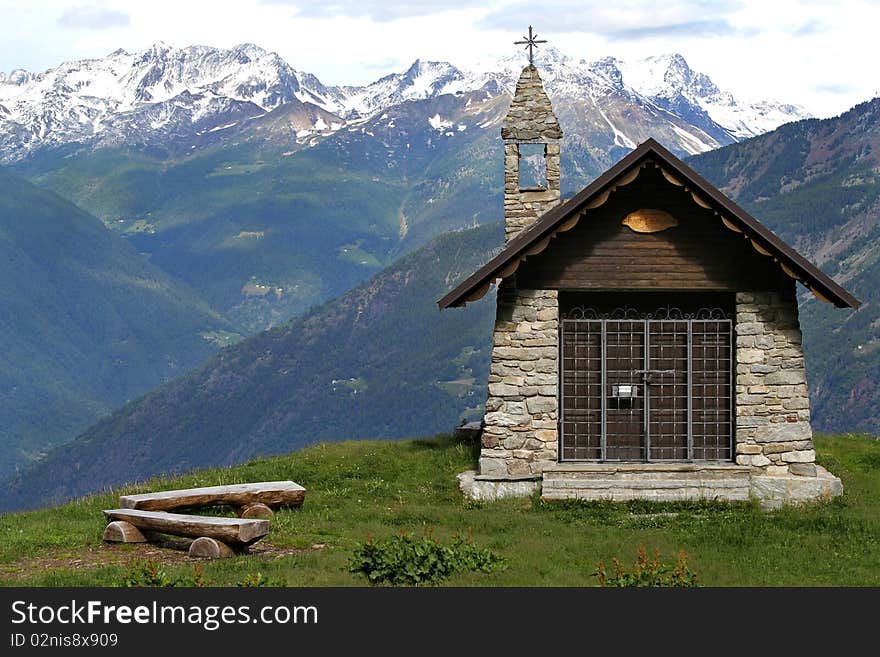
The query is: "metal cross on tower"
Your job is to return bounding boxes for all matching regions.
[514,25,547,65]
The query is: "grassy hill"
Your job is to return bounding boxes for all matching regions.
[1,433,878,587]
[0,166,238,479]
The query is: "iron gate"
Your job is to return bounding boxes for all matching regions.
[560,306,733,462]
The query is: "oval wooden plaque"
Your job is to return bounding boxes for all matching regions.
[621,209,678,233]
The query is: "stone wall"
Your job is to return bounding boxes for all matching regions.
[479,285,559,478]
[464,283,843,506]
[734,288,817,476]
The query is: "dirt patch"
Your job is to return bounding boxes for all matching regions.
[0,539,322,582]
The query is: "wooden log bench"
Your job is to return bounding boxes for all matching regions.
[102,480,305,558]
[103,509,270,557]
[118,480,305,518]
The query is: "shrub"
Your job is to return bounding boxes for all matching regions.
[594,547,698,587]
[349,530,505,586]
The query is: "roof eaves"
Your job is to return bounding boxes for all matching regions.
[438,139,861,310]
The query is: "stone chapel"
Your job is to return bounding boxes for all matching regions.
[439,61,860,507]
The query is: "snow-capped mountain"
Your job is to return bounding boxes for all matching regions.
[617,53,807,140]
[332,60,470,118]
[466,48,810,153]
[0,42,345,157]
[0,42,809,162]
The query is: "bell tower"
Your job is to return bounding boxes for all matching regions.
[501,29,562,241]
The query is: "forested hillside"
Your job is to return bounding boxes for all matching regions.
[690,98,880,432]
[0,166,236,479]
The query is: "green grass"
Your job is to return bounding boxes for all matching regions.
[1,433,879,586]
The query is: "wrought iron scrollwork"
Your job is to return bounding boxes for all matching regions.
[563,305,730,320]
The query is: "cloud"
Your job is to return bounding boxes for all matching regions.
[792,19,827,36]
[364,57,403,70]
[476,1,752,39]
[58,5,130,30]
[812,83,859,95]
[609,19,754,39]
[261,0,483,21]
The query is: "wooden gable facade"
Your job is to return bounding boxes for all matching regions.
[440,139,858,310]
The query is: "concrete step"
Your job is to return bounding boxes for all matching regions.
[541,463,751,501]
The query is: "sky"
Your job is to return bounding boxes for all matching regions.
[1,0,878,118]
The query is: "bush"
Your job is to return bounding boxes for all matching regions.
[349,530,505,586]
[594,547,698,587]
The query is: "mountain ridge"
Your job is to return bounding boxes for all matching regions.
[0,42,809,163]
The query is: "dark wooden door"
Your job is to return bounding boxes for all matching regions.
[604,320,645,460]
[647,320,689,460]
[560,309,732,462]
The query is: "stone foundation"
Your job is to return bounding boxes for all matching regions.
[541,463,751,501]
[457,470,540,502]
[750,465,843,509]
[458,465,842,508]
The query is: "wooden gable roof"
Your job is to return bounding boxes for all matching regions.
[438,138,861,310]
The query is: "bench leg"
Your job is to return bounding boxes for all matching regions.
[189,537,235,558]
[237,503,274,519]
[103,520,148,543]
